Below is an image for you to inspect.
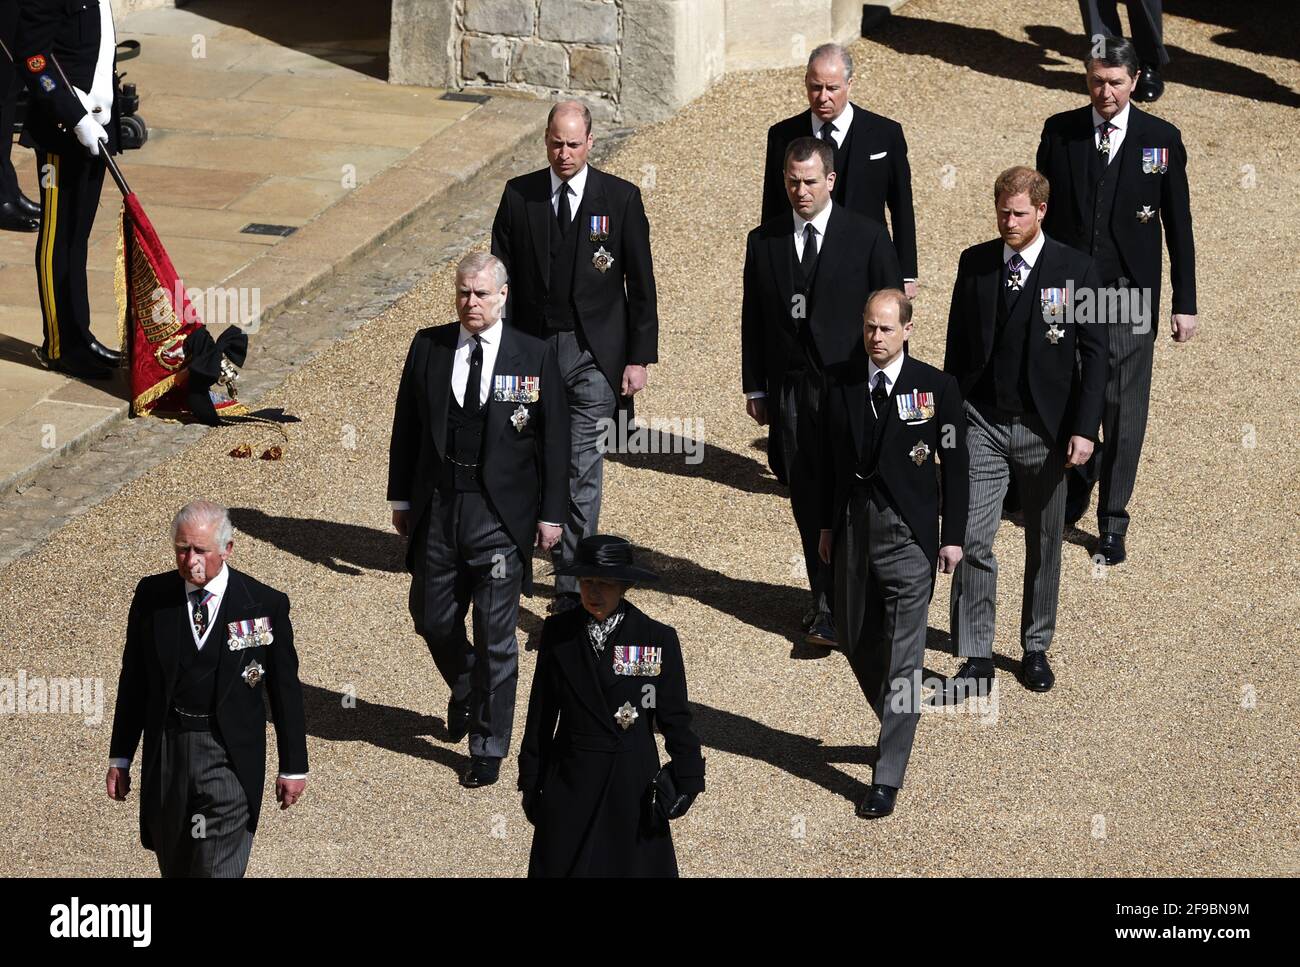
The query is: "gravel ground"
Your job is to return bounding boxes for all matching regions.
[1,0,1296,877]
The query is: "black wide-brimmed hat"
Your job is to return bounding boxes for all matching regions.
[553,535,659,583]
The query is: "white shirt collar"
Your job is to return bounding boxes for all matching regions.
[867,352,906,392]
[812,102,854,139]
[793,201,834,239]
[185,562,229,600]
[1002,228,1047,269]
[458,319,503,347]
[549,163,589,199]
[1091,102,1130,132]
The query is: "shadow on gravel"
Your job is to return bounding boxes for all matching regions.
[604,429,787,497]
[1167,0,1300,63]
[300,682,468,775]
[691,702,875,804]
[230,508,404,575]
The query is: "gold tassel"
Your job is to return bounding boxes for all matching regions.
[115,206,128,354]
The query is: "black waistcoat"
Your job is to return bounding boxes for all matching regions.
[1086,143,1126,284]
[442,386,489,492]
[545,207,580,332]
[173,615,223,713]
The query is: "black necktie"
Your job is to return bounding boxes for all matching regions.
[556,182,572,234]
[1006,253,1027,293]
[464,335,483,416]
[821,122,837,146]
[190,589,211,637]
[871,372,889,419]
[800,223,817,282]
[1097,121,1114,166]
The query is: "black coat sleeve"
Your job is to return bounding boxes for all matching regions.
[817,379,838,531]
[13,0,89,132]
[943,254,967,376]
[265,591,309,775]
[887,124,919,280]
[386,331,423,502]
[760,123,786,226]
[867,225,904,292]
[1072,258,1109,440]
[1161,130,1197,316]
[621,185,659,366]
[108,579,149,764]
[490,186,516,327]
[653,627,705,795]
[517,634,559,794]
[740,230,766,396]
[538,340,570,525]
[936,372,969,549]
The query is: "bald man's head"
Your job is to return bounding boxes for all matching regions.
[545,100,594,180]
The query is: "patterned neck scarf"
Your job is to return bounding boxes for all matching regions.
[586,606,625,656]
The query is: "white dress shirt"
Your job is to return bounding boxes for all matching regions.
[745,204,834,401]
[866,352,907,418]
[811,102,854,147]
[1002,226,1047,274]
[1091,102,1130,164]
[550,163,590,217]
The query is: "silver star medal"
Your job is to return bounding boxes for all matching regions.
[1006,268,1023,292]
[909,442,930,466]
[614,701,638,730]
[1136,205,1155,223]
[510,404,530,432]
[242,661,264,687]
[1046,324,1065,345]
[592,246,614,273]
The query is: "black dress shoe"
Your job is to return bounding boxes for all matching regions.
[1097,532,1126,565]
[855,784,898,819]
[16,193,40,217]
[1134,65,1165,103]
[800,606,818,633]
[1020,651,1055,692]
[935,657,995,705]
[0,200,39,233]
[87,339,125,367]
[34,346,112,380]
[804,614,836,648]
[459,756,501,788]
[446,697,470,743]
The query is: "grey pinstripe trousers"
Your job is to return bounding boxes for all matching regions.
[836,487,933,788]
[950,402,1067,659]
[410,490,523,758]
[151,728,254,878]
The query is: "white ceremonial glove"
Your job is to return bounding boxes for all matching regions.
[74,114,109,156]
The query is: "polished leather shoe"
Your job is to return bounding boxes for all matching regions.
[16,193,40,217]
[855,784,898,819]
[1134,65,1165,103]
[804,614,836,648]
[800,606,818,633]
[460,755,501,788]
[88,339,125,367]
[446,697,470,743]
[1097,532,1126,565]
[935,657,995,705]
[1020,651,1055,692]
[0,200,38,233]
[34,346,112,380]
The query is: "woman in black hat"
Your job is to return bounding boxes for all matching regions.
[518,535,705,877]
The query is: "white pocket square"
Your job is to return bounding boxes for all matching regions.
[870,151,888,160]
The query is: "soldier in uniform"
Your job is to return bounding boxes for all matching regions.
[0,0,41,232]
[519,535,705,877]
[14,0,122,379]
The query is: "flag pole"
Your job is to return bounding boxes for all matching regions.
[0,36,132,197]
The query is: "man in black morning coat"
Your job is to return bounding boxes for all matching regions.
[106,500,308,878]
[389,253,570,789]
[818,290,967,820]
[760,42,918,298]
[743,135,902,648]
[491,99,658,613]
[1036,36,1197,564]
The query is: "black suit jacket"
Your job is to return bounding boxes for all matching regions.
[819,353,968,574]
[387,321,570,592]
[943,235,1108,445]
[518,602,704,877]
[13,0,121,155]
[492,165,658,400]
[108,567,308,849]
[741,202,902,480]
[761,103,917,278]
[1037,104,1196,319]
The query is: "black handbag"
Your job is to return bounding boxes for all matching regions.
[649,764,692,824]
